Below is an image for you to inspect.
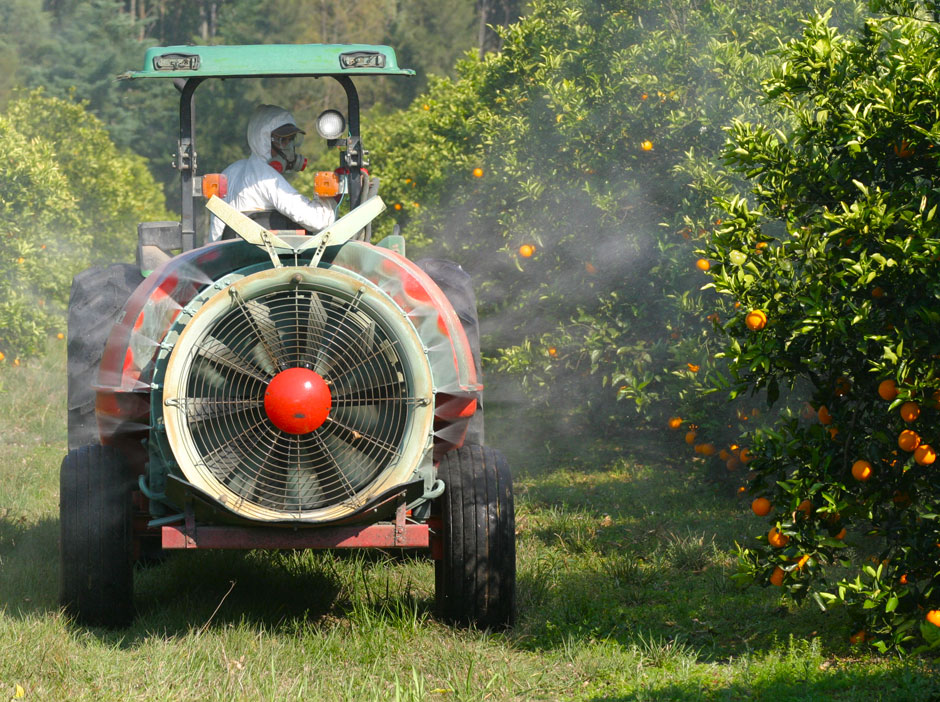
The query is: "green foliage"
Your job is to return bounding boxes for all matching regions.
[0,90,168,359]
[706,5,940,650]
[367,0,861,433]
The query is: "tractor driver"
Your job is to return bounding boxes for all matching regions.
[209,104,335,242]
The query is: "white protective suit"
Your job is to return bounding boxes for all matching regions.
[209,104,335,242]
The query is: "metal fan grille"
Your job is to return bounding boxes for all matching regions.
[166,270,430,517]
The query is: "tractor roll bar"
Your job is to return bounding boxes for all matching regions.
[176,75,364,250]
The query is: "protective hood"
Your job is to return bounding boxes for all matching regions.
[246,104,299,161]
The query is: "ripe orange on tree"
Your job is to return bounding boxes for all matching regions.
[696,258,711,271]
[768,527,789,548]
[751,497,772,516]
[900,401,920,422]
[797,500,813,517]
[769,566,785,587]
[893,139,915,158]
[668,416,682,430]
[519,244,535,258]
[927,610,940,627]
[851,459,873,481]
[640,139,653,151]
[878,379,898,401]
[849,630,867,644]
[745,309,767,331]
[872,286,885,298]
[685,430,697,445]
[835,528,847,540]
[914,444,936,466]
[817,405,833,425]
[898,429,921,452]
[834,376,851,397]
[472,167,484,178]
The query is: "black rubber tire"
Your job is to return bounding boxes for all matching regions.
[435,444,515,629]
[67,264,143,451]
[60,444,135,627]
[416,258,484,445]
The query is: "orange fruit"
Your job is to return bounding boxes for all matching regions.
[769,566,785,587]
[548,347,558,357]
[700,443,716,456]
[834,528,847,540]
[900,401,920,422]
[422,104,430,111]
[834,376,851,397]
[57,332,65,340]
[797,500,813,517]
[817,405,833,425]
[726,456,741,472]
[893,491,911,506]
[878,379,898,401]
[796,554,811,570]
[849,630,867,644]
[829,426,840,440]
[851,459,873,481]
[893,140,914,158]
[585,262,597,274]
[926,610,940,627]
[687,363,700,373]
[685,430,697,445]
[768,527,789,548]
[751,497,772,516]
[640,139,653,151]
[745,309,767,331]
[914,444,936,465]
[899,573,909,585]
[739,448,753,464]
[871,286,885,298]
[394,203,402,211]
[719,449,730,461]
[0,352,4,362]
[696,258,711,271]
[898,429,921,452]
[472,167,484,178]
[668,416,682,430]
[519,244,535,258]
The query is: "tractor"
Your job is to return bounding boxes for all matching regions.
[60,43,515,630]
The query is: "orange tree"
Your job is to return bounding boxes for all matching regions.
[704,2,940,651]
[0,90,169,361]
[364,0,861,438]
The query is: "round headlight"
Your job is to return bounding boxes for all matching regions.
[316,109,347,140]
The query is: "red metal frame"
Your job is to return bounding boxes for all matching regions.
[160,502,438,553]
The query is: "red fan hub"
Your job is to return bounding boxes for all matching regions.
[264,367,332,434]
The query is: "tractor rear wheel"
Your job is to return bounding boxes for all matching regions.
[435,444,515,629]
[60,444,135,627]
[67,264,143,451]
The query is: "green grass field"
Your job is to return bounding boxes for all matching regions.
[1,342,939,701]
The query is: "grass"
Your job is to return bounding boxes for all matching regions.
[1,341,939,700]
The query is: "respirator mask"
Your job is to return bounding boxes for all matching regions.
[269,123,308,173]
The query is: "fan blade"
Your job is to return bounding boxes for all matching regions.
[196,336,271,383]
[318,432,382,497]
[284,438,325,510]
[185,397,263,424]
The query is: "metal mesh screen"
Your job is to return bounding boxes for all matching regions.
[178,283,413,513]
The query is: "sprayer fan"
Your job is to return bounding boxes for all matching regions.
[161,266,434,522]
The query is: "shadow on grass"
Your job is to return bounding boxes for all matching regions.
[0,513,353,643]
[588,661,940,701]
